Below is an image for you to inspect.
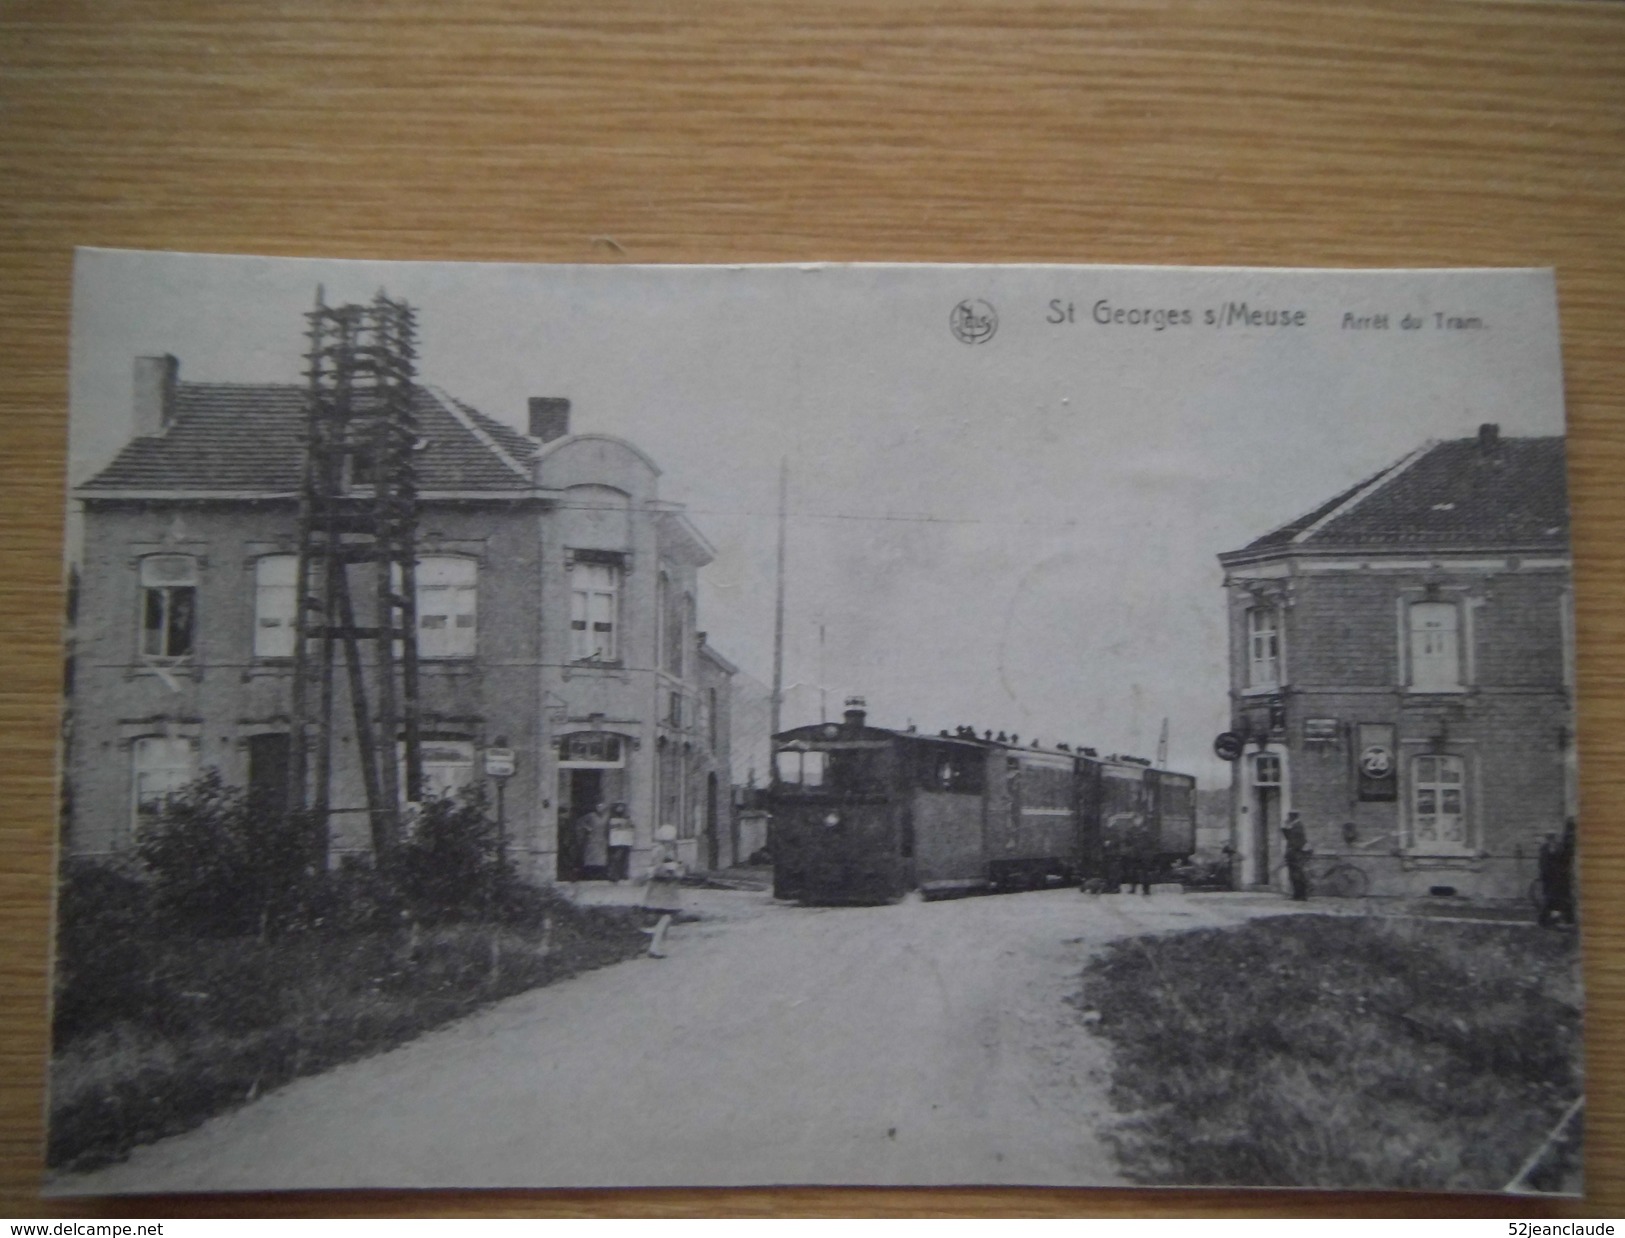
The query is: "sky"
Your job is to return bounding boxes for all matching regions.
[69,253,1568,784]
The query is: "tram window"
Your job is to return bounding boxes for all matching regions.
[826,748,884,794]
[915,744,984,794]
[775,750,827,787]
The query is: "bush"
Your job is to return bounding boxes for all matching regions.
[51,858,160,1048]
[137,770,325,937]
[396,784,511,924]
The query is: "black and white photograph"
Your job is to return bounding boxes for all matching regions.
[47,252,1583,1195]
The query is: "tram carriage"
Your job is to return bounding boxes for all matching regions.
[770,700,1198,904]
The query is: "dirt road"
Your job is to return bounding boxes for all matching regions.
[59,888,1301,1193]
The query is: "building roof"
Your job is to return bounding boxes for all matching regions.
[79,382,539,495]
[1225,430,1569,560]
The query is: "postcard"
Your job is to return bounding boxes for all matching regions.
[47,252,1581,1194]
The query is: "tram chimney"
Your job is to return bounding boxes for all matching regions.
[843,695,867,731]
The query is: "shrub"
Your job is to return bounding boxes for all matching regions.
[396,785,511,924]
[51,858,160,1048]
[137,770,324,937]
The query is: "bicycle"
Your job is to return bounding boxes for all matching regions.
[1272,854,1370,899]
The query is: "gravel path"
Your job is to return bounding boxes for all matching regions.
[57,888,1305,1194]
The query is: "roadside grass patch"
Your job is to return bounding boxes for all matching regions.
[49,887,651,1172]
[1079,914,1582,1191]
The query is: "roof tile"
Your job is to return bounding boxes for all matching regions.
[1234,433,1568,555]
[81,383,536,493]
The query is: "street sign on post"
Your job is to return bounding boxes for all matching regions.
[484,747,516,778]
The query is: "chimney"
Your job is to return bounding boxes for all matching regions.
[528,397,571,443]
[133,355,179,437]
[843,695,867,731]
[1478,422,1501,450]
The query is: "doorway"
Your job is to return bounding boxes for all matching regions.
[247,733,291,823]
[705,771,720,870]
[557,767,604,880]
[1250,750,1283,886]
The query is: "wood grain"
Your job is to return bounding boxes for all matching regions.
[2,0,1621,1217]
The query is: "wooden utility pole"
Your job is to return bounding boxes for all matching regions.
[770,458,787,739]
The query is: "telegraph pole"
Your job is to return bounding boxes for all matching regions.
[770,458,787,738]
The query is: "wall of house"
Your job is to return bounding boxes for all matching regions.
[71,438,737,889]
[697,649,735,868]
[68,498,547,860]
[1225,559,1573,900]
[532,436,729,881]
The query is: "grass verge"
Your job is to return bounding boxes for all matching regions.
[1079,914,1582,1191]
[48,896,651,1173]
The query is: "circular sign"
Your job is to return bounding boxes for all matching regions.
[1358,745,1394,778]
[950,299,998,345]
[1213,731,1246,762]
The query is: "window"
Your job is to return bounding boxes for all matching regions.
[570,561,619,662]
[1017,760,1075,811]
[132,736,198,832]
[416,557,477,659]
[775,748,827,788]
[1411,754,1468,852]
[254,555,299,658]
[707,687,718,748]
[681,745,699,839]
[139,555,197,658]
[1408,601,1461,691]
[420,740,476,799]
[1246,606,1281,688]
[659,572,685,674]
[558,732,625,766]
[683,593,696,677]
[1252,752,1281,787]
[915,743,985,795]
[396,739,476,804]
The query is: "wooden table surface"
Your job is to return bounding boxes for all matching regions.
[2,0,1621,1219]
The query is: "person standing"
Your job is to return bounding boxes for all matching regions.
[575,801,610,881]
[1126,811,1154,896]
[1282,811,1310,901]
[607,802,634,883]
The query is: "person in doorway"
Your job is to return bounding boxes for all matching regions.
[1282,811,1310,901]
[607,802,634,883]
[575,801,610,881]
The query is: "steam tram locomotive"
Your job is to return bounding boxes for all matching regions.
[770,699,1197,904]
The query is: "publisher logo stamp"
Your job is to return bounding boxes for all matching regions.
[950,299,998,345]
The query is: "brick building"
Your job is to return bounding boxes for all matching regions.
[67,355,735,881]
[1217,425,1573,899]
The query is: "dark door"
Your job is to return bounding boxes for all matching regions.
[705,771,720,870]
[1255,787,1278,885]
[247,733,291,822]
[558,768,603,880]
